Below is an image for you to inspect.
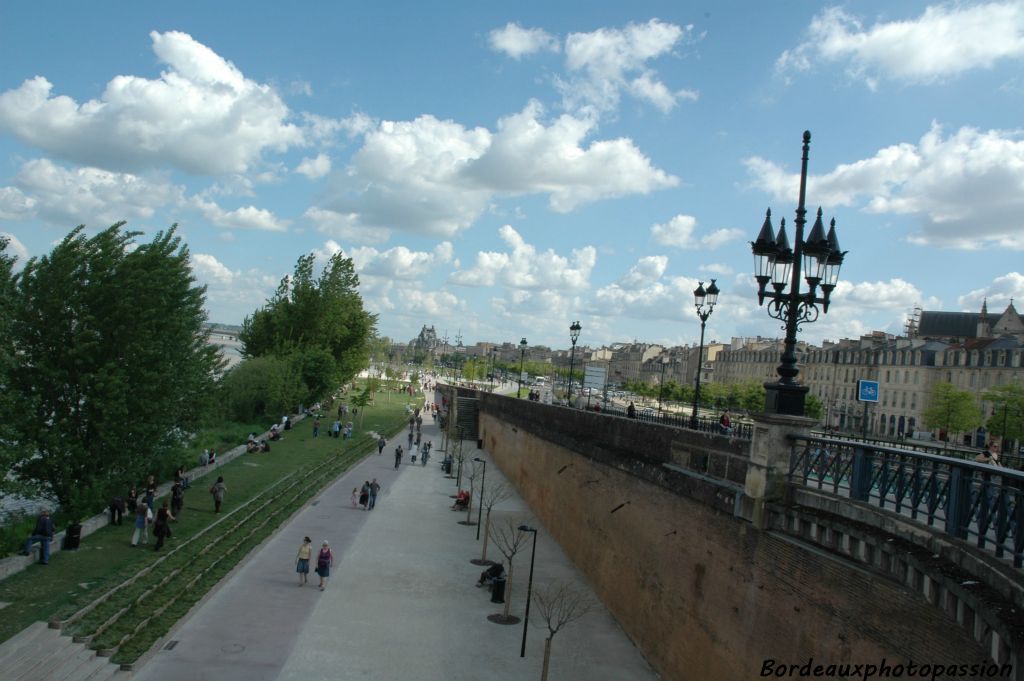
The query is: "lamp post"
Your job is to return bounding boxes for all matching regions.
[690,279,719,429]
[517,338,528,399]
[751,131,846,416]
[489,347,497,392]
[567,321,582,402]
[658,356,670,417]
[518,524,538,657]
[473,457,486,540]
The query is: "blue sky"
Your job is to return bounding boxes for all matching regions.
[2,1,1023,350]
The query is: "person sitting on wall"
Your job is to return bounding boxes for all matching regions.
[246,439,259,453]
[269,424,282,441]
[260,439,271,453]
[452,489,470,510]
[719,409,733,435]
[476,562,505,587]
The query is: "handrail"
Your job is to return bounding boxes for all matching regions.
[788,434,1024,568]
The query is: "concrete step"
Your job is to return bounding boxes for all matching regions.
[81,661,127,681]
[61,655,109,681]
[16,634,78,681]
[46,646,99,681]
[0,624,64,677]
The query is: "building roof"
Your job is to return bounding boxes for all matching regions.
[916,311,980,339]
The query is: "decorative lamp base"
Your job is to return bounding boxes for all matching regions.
[764,382,809,416]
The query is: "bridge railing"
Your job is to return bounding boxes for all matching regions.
[594,403,754,440]
[788,435,1024,568]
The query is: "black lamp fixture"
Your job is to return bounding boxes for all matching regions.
[689,279,719,429]
[751,131,846,416]
[567,321,582,401]
[517,338,528,399]
[473,457,487,540]
[518,524,538,657]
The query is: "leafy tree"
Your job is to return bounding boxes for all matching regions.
[220,355,304,422]
[240,252,376,396]
[0,236,24,498]
[923,382,983,439]
[8,224,222,516]
[983,382,1024,443]
[805,393,824,421]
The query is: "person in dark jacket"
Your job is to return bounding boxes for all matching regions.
[153,501,175,551]
[22,510,55,564]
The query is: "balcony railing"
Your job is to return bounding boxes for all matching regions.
[789,435,1024,568]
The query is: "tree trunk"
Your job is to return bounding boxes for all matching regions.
[541,637,552,681]
[481,514,491,561]
[465,481,474,523]
[503,563,514,619]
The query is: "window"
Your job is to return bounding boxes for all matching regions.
[901,392,906,408]
[911,393,916,409]
[885,370,891,382]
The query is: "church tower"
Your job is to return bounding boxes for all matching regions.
[976,299,992,338]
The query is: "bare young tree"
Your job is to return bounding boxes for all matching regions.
[462,459,481,524]
[487,517,532,623]
[474,481,512,565]
[534,581,595,681]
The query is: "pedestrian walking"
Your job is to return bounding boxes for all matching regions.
[313,417,320,438]
[368,479,380,510]
[153,501,174,551]
[394,445,403,469]
[407,430,414,447]
[359,481,370,510]
[350,487,359,508]
[315,541,334,591]
[332,420,341,438]
[210,476,227,513]
[126,485,138,513]
[130,503,151,547]
[296,536,312,586]
[377,435,386,455]
[170,481,184,518]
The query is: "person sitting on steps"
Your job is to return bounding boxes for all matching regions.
[452,489,470,510]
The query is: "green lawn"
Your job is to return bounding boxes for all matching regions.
[0,391,418,647]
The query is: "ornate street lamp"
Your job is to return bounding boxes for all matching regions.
[751,131,846,416]
[489,347,497,392]
[567,321,582,402]
[473,457,487,540]
[517,338,528,399]
[658,356,670,417]
[518,525,539,657]
[690,279,719,429]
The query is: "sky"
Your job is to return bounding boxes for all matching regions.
[2,1,1024,351]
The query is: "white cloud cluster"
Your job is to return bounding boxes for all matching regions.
[831,278,940,311]
[191,196,289,232]
[0,231,29,271]
[5,158,183,227]
[777,3,1024,88]
[349,241,454,280]
[959,272,1024,310]
[488,23,559,59]
[559,19,698,113]
[322,102,676,239]
[744,123,1024,249]
[0,31,302,176]
[650,214,743,249]
[450,224,596,291]
[190,252,280,320]
[295,153,331,180]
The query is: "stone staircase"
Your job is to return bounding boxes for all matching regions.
[0,623,127,681]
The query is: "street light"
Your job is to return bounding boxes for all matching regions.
[690,279,720,429]
[751,131,846,416]
[517,338,528,399]
[518,524,538,657]
[568,321,582,402]
[658,356,670,417]
[489,347,497,392]
[473,457,487,540]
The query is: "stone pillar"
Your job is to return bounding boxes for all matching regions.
[743,412,816,528]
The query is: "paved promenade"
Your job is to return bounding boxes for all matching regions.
[132,399,659,681]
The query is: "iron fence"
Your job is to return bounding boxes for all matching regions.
[594,403,753,440]
[789,435,1024,568]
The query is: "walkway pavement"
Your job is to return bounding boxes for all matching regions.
[132,397,659,681]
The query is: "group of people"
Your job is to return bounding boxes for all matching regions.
[351,479,382,510]
[295,536,333,590]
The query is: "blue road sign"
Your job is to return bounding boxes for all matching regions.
[857,379,879,403]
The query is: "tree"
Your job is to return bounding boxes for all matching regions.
[462,460,481,525]
[240,252,377,395]
[805,393,824,421]
[8,224,223,516]
[487,518,533,623]
[922,382,983,441]
[475,482,513,565]
[983,382,1024,445]
[0,236,24,499]
[534,581,595,681]
[220,356,304,421]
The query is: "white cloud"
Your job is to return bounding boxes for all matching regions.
[0,186,37,219]
[488,23,559,59]
[0,232,29,271]
[777,3,1024,87]
[0,31,302,175]
[831,278,940,311]
[559,19,697,113]
[700,263,734,276]
[450,224,596,291]
[958,272,1024,310]
[8,158,183,227]
[744,123,1024,249]
[319,102,676,237]
[289,80,313,96]
[650,214,743,249]
[192,196,289,232]
[349,242,454,280]
[617,255,667,289]
[190,252,279,322]
[295,153,331,179]
[304,207,390,245]
[192,252,235,284]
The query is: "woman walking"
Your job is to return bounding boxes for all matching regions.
[296,536,312,586]
[153,500,174,551]
[130,502,151,547]
[210,476,227,513]
[359,482,370,510]
[315,541,334,591]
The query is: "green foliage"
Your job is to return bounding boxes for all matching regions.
[7,224,222,518]
[219,355,304,422]
[804,393,824,421]
[0,236,23,499]
[239,251,376,396]
[923,382,983,436]
[983,382,1024,441]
